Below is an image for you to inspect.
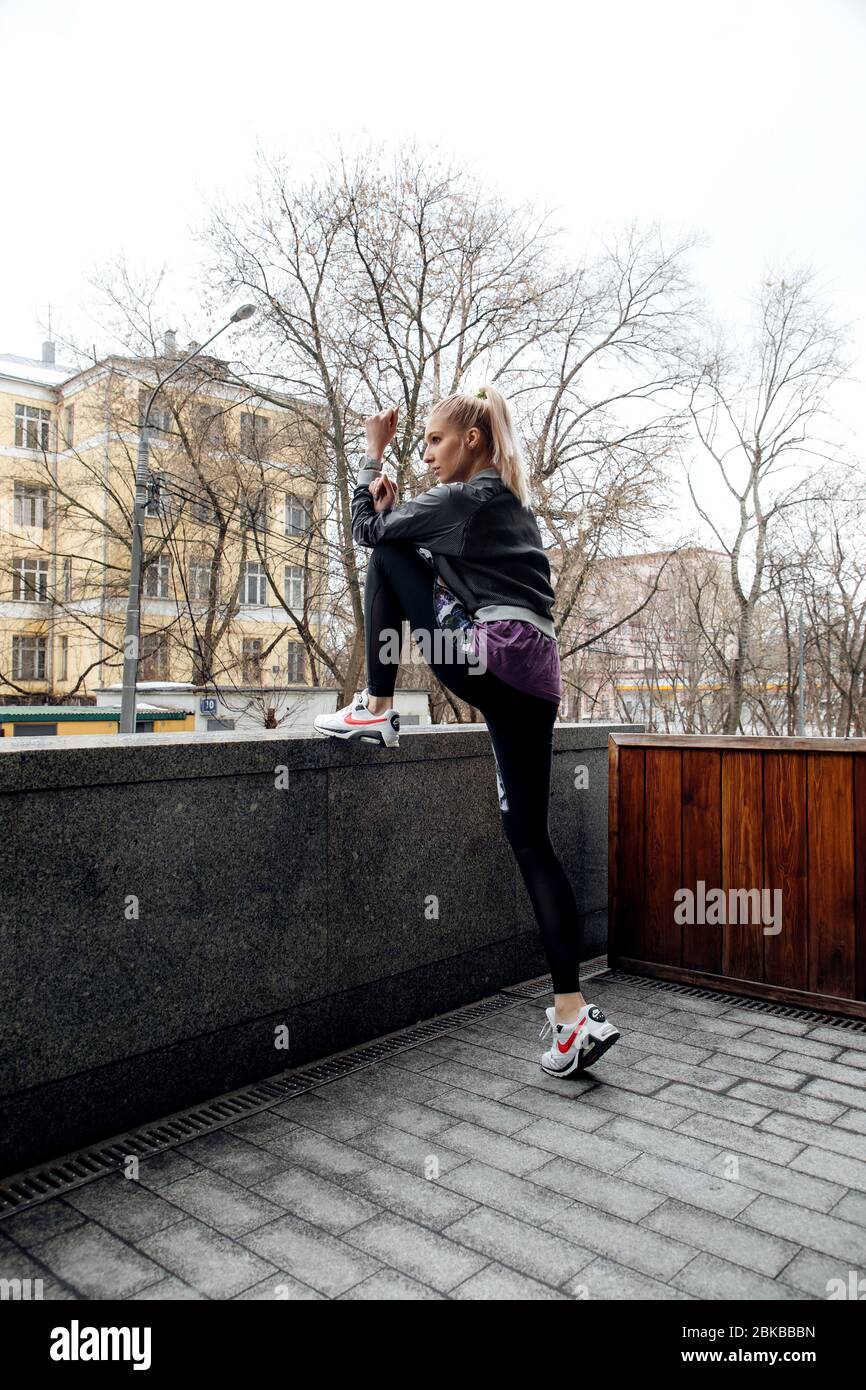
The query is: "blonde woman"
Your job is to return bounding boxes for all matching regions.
[315,387,620,1075]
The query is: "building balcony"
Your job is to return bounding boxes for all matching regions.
[1,725,864,1303]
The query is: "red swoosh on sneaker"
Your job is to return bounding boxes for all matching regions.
[557,1030,578,1053]
[345,713,389,724]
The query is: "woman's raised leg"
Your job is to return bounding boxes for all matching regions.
[362,541,488,707]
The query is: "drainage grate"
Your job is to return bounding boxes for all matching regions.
[600,970,866,1032]
[500,957,611,1001]
[500,976,553,999]
[0,992,521,1218]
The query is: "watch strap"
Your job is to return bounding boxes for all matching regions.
[357,453,384,487]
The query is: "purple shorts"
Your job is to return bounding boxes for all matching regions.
[433,576,561,706]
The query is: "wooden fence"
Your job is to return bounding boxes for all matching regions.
[608,734,866,1019]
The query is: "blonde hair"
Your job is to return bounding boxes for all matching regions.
[429,385,532,507]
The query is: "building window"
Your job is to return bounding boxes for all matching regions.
[195,402,227,447]
[140,631,171,680]
[285,492,310,537]
[62,555,72,601]
[243,562,268,605]
[190,495,220,525]
[284,564,305,610]
[12,634,47,679]
[138,388,172,434]
[58,635,69,680]
[136,721,155,733]
[13,722,56,736]
[15,404,51,450]
[242,491,267,532]
[13,482,50,528]
[240,411,270,455]
[189,555,221,601]
[143,553,171,598]
[12,557,50,601]
[63,405,75,448]
[242,637,263,683]
[285,640,305,682]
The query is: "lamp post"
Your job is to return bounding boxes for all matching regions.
[119,304,256,734]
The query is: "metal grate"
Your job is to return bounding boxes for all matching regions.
[600,970,866,1032]
[500,956,610,1000]
[0,993,520,1218]
[499,977,554,999]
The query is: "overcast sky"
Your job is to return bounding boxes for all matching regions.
[2,0,865,536]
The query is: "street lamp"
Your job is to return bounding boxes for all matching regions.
[119,305,257,734]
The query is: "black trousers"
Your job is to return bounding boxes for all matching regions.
[363,540,582,992]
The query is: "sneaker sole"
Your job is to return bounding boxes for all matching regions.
[578,1029,621,1070]
[313,725,399,748]
[539,1049,583,1078]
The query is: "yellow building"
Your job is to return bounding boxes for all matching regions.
[0,336,327,717]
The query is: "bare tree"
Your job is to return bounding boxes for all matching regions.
[198,137,575,708]
[681,264,854,732]
[764,467,866,735]
[198,140,706,714]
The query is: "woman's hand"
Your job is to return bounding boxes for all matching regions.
[365,406,399,460]
[369,473,396,514]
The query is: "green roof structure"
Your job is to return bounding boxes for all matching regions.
[0,706,190,722]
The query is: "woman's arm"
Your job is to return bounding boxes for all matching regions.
[350,472,468,550]
[350,403,468,552]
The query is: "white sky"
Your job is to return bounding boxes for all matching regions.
[2,0,865,544]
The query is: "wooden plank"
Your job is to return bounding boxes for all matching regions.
[808,754,856,999]
[608,735,619,963]
[613,744,645,964]
[721,751,764,982]
[645,748,682,965]
[610,734,866,753]
[614,957,866,1021]
[763,751,808,992]
[681,749,721,975]
[856,755,866,1002]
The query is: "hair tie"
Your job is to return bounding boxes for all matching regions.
[475,388,488,400]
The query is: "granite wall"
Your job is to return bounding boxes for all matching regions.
[0,720,642,1173]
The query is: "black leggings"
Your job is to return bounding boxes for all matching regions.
[363,540,582,993]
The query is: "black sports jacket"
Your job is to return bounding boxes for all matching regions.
[351,460,557,638]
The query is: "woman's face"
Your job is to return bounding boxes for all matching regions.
[422,413,481,484]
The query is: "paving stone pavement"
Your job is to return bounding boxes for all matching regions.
[2,974,865,1301]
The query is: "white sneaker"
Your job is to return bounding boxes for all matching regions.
[539,1002,621,1077]
[313,687,400,748]
[538,1006,588,1077]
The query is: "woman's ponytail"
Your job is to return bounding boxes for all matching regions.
[429,384,532,507]
[473,385,531,507]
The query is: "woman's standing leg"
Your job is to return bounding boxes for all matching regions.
[362,540,585,1017]
[479,683,586,1017]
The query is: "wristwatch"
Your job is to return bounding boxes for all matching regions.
[357,453,384,486]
